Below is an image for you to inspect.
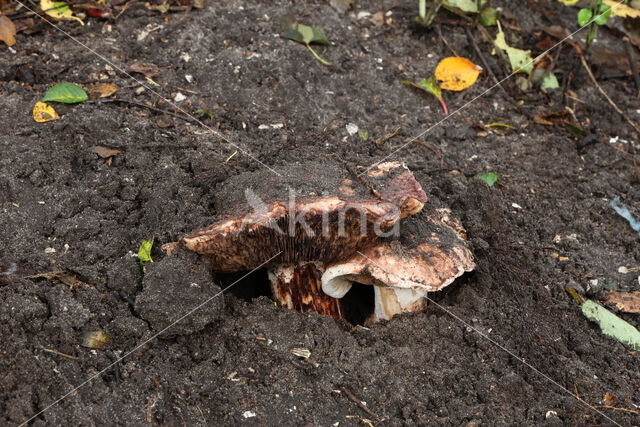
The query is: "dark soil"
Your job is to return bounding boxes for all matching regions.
[2,0,640,425]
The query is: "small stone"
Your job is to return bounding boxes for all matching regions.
[345,123,359,135]
[242,411,256,418]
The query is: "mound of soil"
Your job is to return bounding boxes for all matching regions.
[1,0,639,425]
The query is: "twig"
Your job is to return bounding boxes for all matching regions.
[373,126,401,146]
[436,25,459,57]
[86,98,202,125]
[339,387,380,421]
[42,348,80,360]
[625,41,640,98]
[595,405,640,416]
[579,54,640,138]
[465,26,509,100]
[415,140,444,167]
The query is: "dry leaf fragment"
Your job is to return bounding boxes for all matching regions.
[434,57,482,91]
[129,61,161,77]
[87,82,117,98]
[604,291,640,314]
[0,15,17,46]
[602,0,640,18]
[33,102,60,122]
[90,145,124,158]
[603,392,616,407]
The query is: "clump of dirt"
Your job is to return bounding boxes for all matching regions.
[1,0,639,425]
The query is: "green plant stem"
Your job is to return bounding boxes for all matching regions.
[565,288,585,305]
[419,0,426,20]
[306,44,333,66]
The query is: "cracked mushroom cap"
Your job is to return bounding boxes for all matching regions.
[322,207,475,320]
[174,160,427,272]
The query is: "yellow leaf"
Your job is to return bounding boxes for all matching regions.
[557,0,579,5]
[40,0,84,25]
[434,57,482,91]
[603,0,640,18]
[0,15,17,46]
[33,102,60,122]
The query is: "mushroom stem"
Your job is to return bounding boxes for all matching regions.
[268,262,343,320]
[371,287,426,323]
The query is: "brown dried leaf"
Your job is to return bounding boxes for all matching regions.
[604,291,640,314]
[533,111,570,126]
[90,145,124,158]
[129,61,161,77]
[87,82,117,98]
[0,15,16,46]
[603,392,616,407]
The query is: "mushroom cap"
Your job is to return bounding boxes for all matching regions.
[322,207,475,296]
[177,161,427,271]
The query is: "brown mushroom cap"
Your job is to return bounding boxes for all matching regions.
[322,206,475,321]
[177,161,427,271]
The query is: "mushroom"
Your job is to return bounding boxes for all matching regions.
[322,207,475,322]
[169,160,427,320]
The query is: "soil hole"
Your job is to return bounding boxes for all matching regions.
[341,282,374,325]
[216,270,375,325]
[216,270,271,300]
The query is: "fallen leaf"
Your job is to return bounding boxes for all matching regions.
[604,290,640,314]
[87,82,117,98]
[479,7,499,26]
[581,300,640,350]
[281,17,332,66]
[0,15,17,46]
[603,0,640,18]
[540,71,560,91]
[474,172,498,187]
[371,11,384,26]
[603,392,616,407]
[557,0,579,4]
[129,61,161,77]
[43,82,88,104]
[90,145,124,158]
[444,0,485,13]
[494,22,534,75]
[40,0,84,25]
[33,102,60,122]
[533,110,571,125]
[434,57,482,91]
[25,270,90,290]
[82,331,111,349]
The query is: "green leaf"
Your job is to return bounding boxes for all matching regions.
[564,123,587,139]
[479,7,499,26]
[138,237,154,263]
[540,71,560,91]
[594,4,611,25]
[281,20,332,65]
[42,82,88,104]
[474,172,499,187]
[358,129,369,141]
[195,108,214,119]
[282,22,330,45]
[486,122,516,130]
[577,8,593,26]
[494,22,534,75]
[298,24,314,44]
[581,300,640,350]
[444,0,486,13]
